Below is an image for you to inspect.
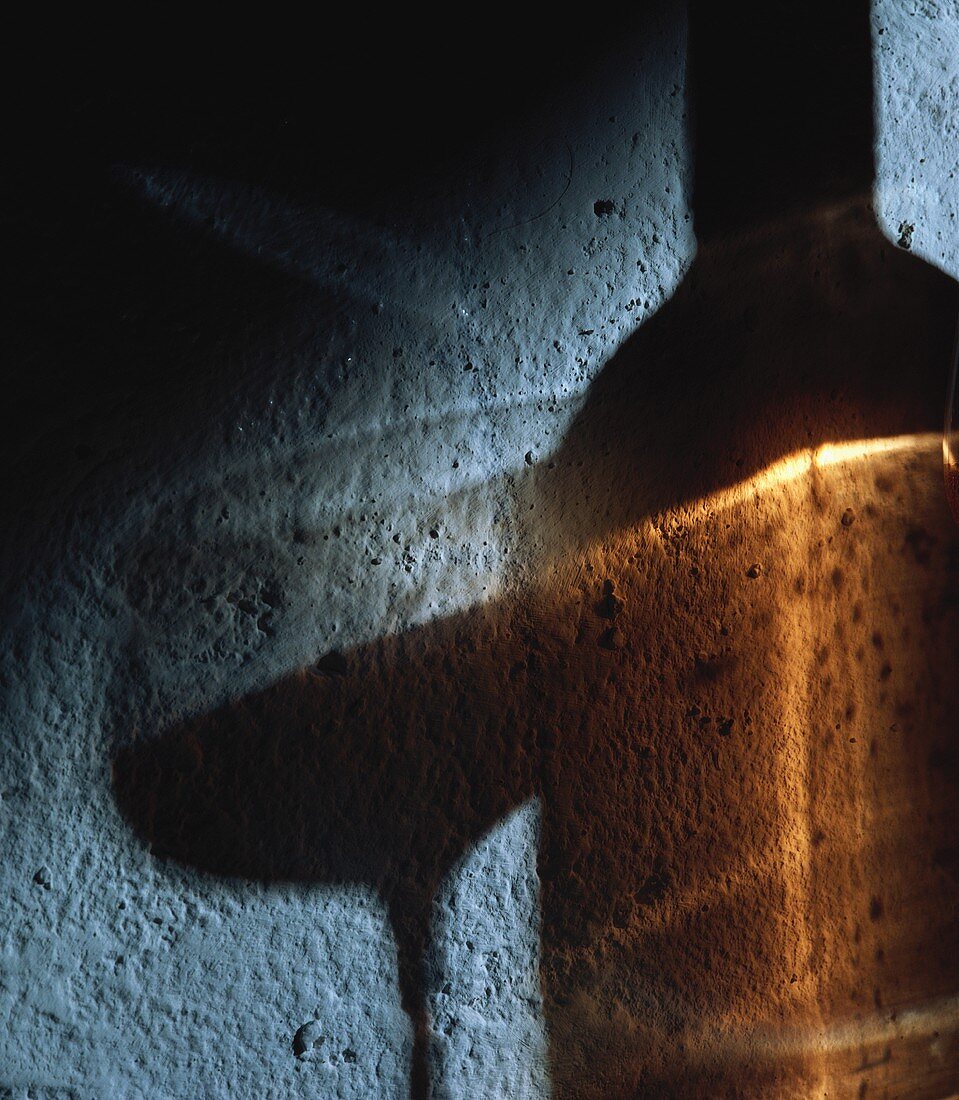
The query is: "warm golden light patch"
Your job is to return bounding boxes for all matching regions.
[674,993,959,1087]
[748,992,959,1064]
[703,433,939,514]
[554,426,959,1096]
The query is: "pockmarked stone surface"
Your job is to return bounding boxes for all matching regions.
[2,5,959,1097]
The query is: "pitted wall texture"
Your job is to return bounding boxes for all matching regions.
[2,4,959,1097]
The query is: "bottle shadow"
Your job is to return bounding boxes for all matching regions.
[112,1,959,1093]
[113,198,959,1097]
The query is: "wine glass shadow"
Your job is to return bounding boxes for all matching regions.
[112,4,959,1097]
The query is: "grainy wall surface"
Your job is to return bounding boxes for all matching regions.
[3,4,959,1097]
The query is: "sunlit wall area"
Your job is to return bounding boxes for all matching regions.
[2,4,959,1099]
[1,11,692,1097]
[873,0,959,278]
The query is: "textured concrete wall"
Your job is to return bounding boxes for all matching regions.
[3,3,959,1097]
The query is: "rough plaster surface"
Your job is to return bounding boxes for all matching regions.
[3,4,959,1097]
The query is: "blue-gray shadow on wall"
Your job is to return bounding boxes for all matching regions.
[109,3,959,1097]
